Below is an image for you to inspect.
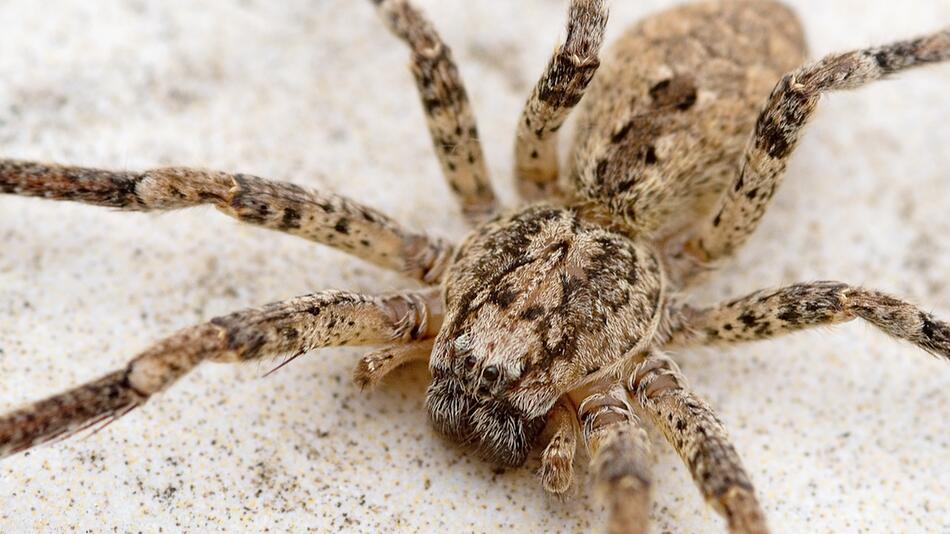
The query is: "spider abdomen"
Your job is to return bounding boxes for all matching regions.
[568,0,807,239]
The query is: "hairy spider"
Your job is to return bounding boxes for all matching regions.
[1,0,948,532]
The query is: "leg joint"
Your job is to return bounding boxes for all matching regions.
[381,291,440,342]
[628,354,686,403]
[578,384,636,451]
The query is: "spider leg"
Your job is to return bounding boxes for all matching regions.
[538,397,578,495]
[352,338,434,389]
[514,0,608,201]
[0,161,453,283]
[578,381,652,534]
[372,0,497,221]
[670,30,950,285]
[0,288,441,459]
[664,281,950,360]
[629,353,768,534]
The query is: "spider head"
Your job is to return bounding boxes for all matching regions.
[425,205,664,467]
[425,332,551,467]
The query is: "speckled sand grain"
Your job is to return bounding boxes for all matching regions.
[0,1,948,532]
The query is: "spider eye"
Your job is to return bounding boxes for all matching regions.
[482,365,499,381]
[453,334,478,370]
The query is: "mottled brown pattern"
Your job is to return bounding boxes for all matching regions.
[0,160,453,283]
[576,382,653,534]
[426,204,663,465]
[666,282,950,361]
[679,29,950,279]
[374,0,497,219]
[0,370,145,459]
[514,0,608,200]
[0,289,441,458]
[1,1,948,533]
[569,0,807,239]
[630,354,766,534]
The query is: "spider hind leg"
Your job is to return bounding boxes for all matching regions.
[672,30,950,285]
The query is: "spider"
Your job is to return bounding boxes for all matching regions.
[1,0,948,532]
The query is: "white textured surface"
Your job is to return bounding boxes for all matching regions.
[1,1,948,532]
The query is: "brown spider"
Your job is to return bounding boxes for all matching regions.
[1,0,948,532]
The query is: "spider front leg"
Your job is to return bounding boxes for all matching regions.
[577,382,652,534]
[664,281,950,361]
[372,0,497,221]
[670,30,950,285]
[629,354,768,534]
[0,161,453,283]
[514,0,608,201]
[0,288,441,458]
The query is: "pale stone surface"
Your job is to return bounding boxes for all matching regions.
[0,1,947,532]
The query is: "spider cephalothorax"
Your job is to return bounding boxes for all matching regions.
[427,205,663,465]
[1,0,948,533]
